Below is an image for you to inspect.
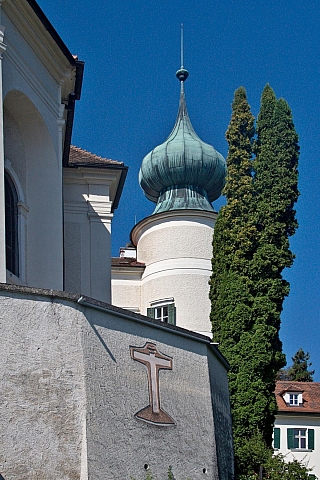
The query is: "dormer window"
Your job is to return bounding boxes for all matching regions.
[289,393,299,405]
[282,390,303,406]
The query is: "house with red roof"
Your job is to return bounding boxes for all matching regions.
[274,381,320,478]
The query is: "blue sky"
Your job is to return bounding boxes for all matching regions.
[39,0,320,379]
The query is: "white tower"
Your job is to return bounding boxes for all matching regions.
[112,56,226,337]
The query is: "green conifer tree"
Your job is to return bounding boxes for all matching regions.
[210,87,258,471]
[249,90,299,442]
[210,86,255,341]
[287,348,315,382]
[210,85,299,475]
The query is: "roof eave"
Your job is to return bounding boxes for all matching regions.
[25,0,78,66]
[276,410,320,417]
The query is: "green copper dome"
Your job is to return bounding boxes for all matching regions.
[139,70,226,214]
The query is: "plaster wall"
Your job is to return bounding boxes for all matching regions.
[274,415,320,478]
[136,215,215,265]
[63,169,116,303]
[132,211,216,335]
[0,293,86,479]
[0,287,234,480]
[4,90,63,289]
[141,272,212,335]
[2,8,69,156]
[111,271,142,312]
[0,5,75,290]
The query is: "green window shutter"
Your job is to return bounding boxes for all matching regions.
[308,429,315,450]
[147,307,155,319]
[168,303,176,325]
[287,428,294,449]
[273,428,280,449]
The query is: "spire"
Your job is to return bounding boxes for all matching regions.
[138,31,226,215]
[175,24,189,88]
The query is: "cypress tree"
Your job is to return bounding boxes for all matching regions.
[210,87,257,471]
[210,85,299,475]
[250,90,299,443]
[210,86,255,339]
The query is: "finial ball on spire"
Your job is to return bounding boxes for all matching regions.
[176,68,189,82]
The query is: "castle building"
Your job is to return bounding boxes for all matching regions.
[112,63,226,336]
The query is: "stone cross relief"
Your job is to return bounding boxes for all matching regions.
[130,342,175,426]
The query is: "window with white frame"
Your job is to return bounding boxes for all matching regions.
[154,305,169,323]
[147,298,176,325]
[294,429,307,449]
[4,161,29,284]
[287,427,314,450]
[289,393,299,405]
[283,390,303,406]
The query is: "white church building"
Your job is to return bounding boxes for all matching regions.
[0,1,234,479]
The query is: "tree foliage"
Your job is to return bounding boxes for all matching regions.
[236,433,311,480]
[210,85,299,476]
[279,348,315,382]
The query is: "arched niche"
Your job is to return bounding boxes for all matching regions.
[3,90,63,289]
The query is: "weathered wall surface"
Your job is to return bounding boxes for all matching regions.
[0,287,233,480]
[130,211,217,336]
[0,292,86,479]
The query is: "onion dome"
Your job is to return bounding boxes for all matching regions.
[139,67,226,214]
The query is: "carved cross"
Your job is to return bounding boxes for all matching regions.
[130,342,175,426]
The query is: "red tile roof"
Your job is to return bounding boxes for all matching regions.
[69,145,123,166]
[275,381,320,414]
[112,257,145,267]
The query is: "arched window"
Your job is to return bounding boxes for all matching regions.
[5,171,19,276]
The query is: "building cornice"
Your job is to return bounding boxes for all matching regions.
[63,165,128,213]
[3,0,76,84]
[24,0,76,65]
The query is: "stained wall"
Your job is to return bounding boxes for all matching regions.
[0,285,234,480]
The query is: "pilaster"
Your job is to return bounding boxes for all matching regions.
[64,167,117,303]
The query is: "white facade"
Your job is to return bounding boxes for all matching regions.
[112,209,217,336]
[0,1,126,302]
[1,0,78,289]
[64,163,126,303]
[274,414,320,478]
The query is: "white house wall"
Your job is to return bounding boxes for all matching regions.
[4,90,63,289]
[274,414,320,478]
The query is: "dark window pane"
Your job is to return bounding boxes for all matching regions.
[5,172,19,276]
